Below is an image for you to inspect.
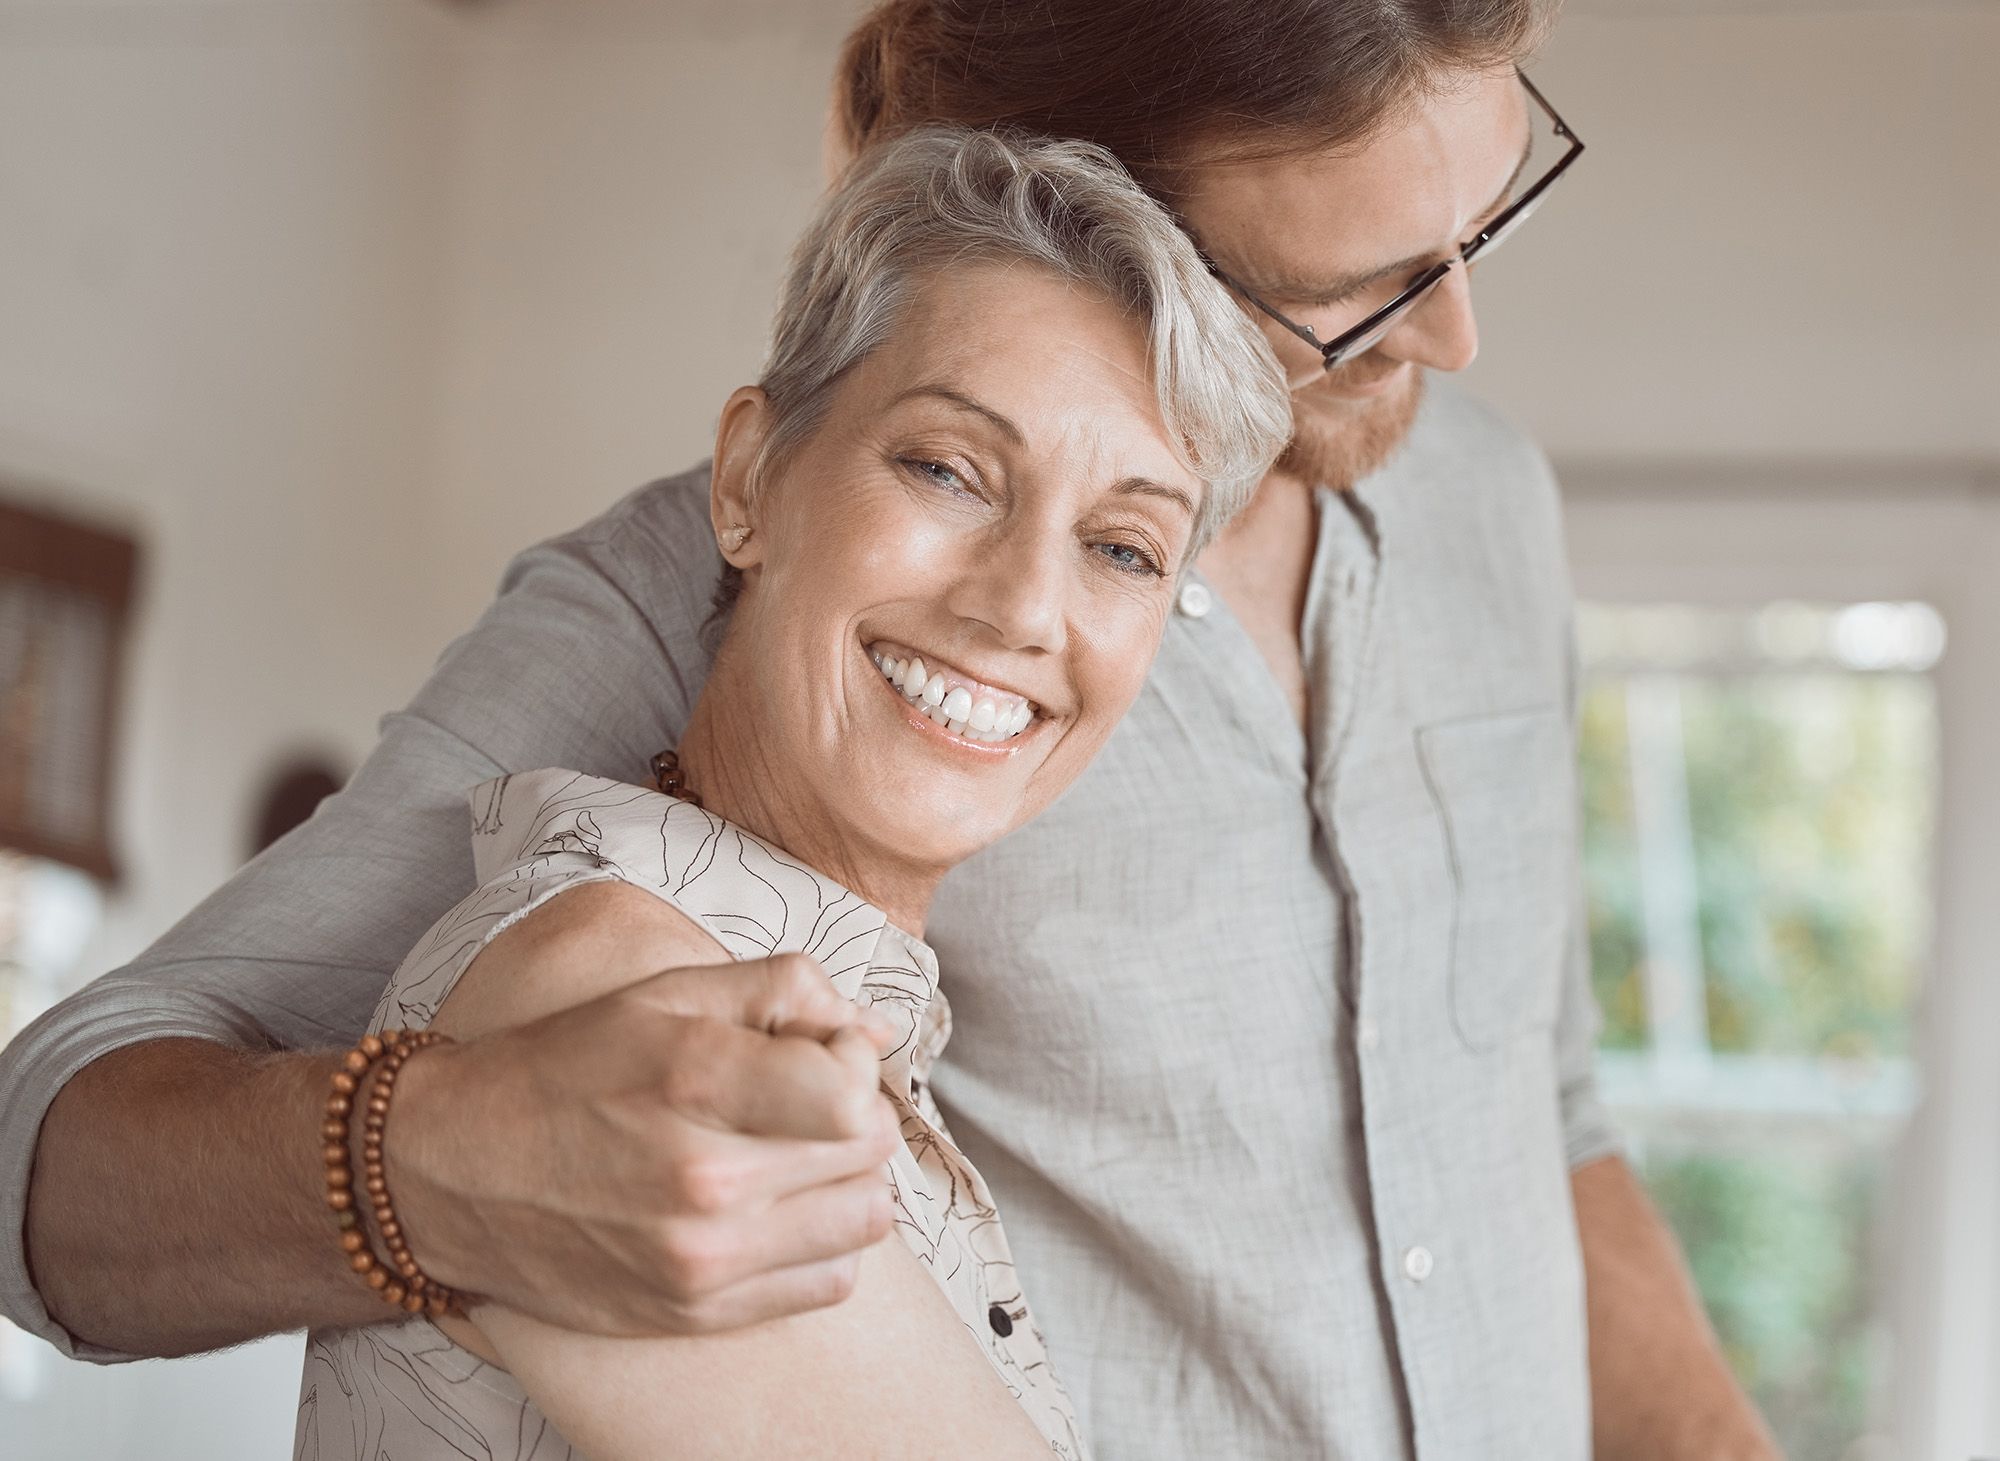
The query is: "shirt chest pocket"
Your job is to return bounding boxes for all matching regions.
[1416,706,1575,1052]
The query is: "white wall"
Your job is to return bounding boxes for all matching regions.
[1,0,860,988]
[1464,3,2000,461]
[0,0,460,978]
[424,0,858,625]
[0,2,462,1451]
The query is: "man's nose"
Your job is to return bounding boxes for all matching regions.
[1380,263,1479,373]
[945,517,1069,655]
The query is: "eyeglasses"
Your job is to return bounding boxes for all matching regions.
[1205,70,1584,373]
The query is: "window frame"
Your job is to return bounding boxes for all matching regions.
[1559,461,2000,1461]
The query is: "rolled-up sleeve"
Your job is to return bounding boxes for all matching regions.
[1556,610,1622,1172]
[1556,874,1623,1171]
[0,470,720,1356]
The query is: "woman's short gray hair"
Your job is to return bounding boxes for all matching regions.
[758,125,1291,557]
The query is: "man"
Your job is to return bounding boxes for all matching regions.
[3,2,1775,1455]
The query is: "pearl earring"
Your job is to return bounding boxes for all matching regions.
[720,525,751,552]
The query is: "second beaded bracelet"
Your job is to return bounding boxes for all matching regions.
[323,1028,471,1319]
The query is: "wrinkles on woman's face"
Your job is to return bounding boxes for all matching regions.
[732,262,1202,884]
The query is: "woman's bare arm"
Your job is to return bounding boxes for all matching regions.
[421,879,1050,1461]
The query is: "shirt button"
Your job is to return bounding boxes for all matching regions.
[988,1304,1014,1338]
[1402,1246,1434,1283]
[1357,1019,1380,1054]
[1176,581,1213,619]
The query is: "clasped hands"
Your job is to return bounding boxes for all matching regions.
[381,954,904,1337]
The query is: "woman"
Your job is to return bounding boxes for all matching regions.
[296,126,1288,1459]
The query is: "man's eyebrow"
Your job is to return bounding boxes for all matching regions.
[891,384,1024,444]
[1112,476,1197,517]
[1236,136,1537,307]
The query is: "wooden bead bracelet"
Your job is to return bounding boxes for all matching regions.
[323,1028,471,1319]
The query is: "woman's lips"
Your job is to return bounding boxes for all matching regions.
[867,641,1037,744]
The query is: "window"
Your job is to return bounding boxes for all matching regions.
[1579,600,1941,1457]
[0,848,103,1405]
[0,851,103,1046]
[0,499,138,882]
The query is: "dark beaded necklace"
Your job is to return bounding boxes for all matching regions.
[649,749,701,806]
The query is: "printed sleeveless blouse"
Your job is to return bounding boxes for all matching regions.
[295,768,1085,1460]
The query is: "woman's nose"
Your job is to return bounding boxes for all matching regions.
[945,520,1069,655]
[1379,263,1480,373]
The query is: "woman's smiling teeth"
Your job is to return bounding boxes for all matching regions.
[869,644,1037,744]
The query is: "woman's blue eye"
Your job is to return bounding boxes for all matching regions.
[1095,541,1160,576]
[899,456,967,494]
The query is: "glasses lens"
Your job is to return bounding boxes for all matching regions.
[1321,267,1453,370]
[1465,81,1579,267]
[1465,189,1546,266]
[1322,311,1407,370]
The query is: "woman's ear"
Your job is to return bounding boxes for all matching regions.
[711,386,773,569]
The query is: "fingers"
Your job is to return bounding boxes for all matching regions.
[661,1108,902,1226]
[823,1022,894,1098]
[394,949,912,1338]
[625,954,900,1142]
[714,1164,898,1288]
[535,1248,884,1339]
[645,1011,894,1144]
[646,1162,899,1329]
[664,1250,875,1335]
[634,954,897,1052]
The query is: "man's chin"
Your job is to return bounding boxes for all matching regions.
[1280,367,1426,490]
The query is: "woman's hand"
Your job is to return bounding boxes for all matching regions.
[384,892,904,1337]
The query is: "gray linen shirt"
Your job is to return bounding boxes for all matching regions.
[0,380,1618,1458]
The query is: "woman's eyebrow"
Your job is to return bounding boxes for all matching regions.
[1112,477,1196,517]
[890,384,1024,444]
[890,387,1191,514]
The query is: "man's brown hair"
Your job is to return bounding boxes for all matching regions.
[834,0,1559,194]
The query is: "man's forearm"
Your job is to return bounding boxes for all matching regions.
[26,1038,388,1356]
[1574,1154,1779,1460]
[23,956,902,1362]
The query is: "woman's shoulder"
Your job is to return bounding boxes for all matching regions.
[467,768,698,884]
[466,770,892,988]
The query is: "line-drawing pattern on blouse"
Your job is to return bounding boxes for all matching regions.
[297,768,1085,1461]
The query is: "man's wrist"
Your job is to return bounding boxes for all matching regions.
[375,1034,493,1299]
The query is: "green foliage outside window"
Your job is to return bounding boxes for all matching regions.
[1579,685,1647,1049]
[1578,661,1934,1459]
[1580,674,1933,1061]
[1643,1143,1884,1460]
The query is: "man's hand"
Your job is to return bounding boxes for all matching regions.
[390,954,903,1336]
[1575,1155,1782,1460]
[25,955,899,1357]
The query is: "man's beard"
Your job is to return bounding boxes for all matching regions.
[1278,354,1426,490]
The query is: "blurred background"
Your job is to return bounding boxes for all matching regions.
[0,0,1995,1457]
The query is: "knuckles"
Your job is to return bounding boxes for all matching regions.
[764,951,822,985]
[828,1084,888,1145]
[649,1217,747,1302]
[793,1255,864,1312]
[752,952,838,1025]
[653,1039,725,1122]
[667,1149,752,1218]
